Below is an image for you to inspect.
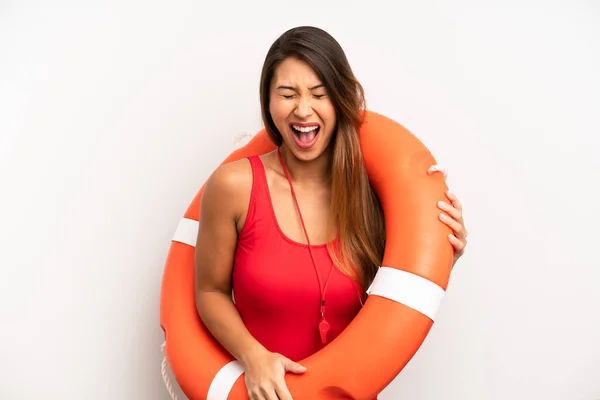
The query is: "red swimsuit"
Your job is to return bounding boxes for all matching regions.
[232,155,364,362]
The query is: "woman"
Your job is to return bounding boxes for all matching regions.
[195,26,467,400]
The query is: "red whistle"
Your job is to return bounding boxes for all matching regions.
[319,318,330,344]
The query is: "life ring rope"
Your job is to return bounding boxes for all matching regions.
[161,341,181,400]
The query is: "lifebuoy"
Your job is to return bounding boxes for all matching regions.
[159,110,453,399]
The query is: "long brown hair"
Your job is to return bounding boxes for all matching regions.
[259,26,385,290]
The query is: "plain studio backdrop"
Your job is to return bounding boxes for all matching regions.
[1,1,599,399]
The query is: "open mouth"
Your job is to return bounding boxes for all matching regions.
[290,124,320,148]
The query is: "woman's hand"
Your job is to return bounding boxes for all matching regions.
[428,166,468,267]
[438,190,467,267]
[242,349,306,400]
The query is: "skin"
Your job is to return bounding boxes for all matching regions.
[195,57,468,400]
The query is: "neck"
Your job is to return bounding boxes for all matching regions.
[278,145,331,186]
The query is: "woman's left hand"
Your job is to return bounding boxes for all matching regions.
[428,167,468,268]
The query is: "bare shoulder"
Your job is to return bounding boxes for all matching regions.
[195,158,253,293]
[206,158,253,197]
[202,158,253,223]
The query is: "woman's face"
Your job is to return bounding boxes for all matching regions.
[269,57,337,162]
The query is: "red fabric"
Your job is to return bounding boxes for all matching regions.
[232,156,364,362]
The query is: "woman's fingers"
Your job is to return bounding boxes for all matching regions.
[259,386,279,400]
[439,212,466,237]
[448,233,467,254]
[275,380,294,400]
[437,200,462,223]
[445,190,463,213]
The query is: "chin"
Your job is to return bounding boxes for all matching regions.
[294,149,323,162]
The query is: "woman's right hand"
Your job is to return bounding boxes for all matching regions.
[243,349,307,400]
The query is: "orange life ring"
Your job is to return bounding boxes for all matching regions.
[160,110,453,399]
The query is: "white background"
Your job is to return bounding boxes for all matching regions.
[1,1,599,399]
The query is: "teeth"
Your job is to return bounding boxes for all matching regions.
[292,125,319,133]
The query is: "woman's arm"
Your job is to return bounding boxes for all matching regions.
[194,160,307,400]
[194,161,266,366]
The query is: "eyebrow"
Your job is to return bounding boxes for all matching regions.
[276,84,325,91]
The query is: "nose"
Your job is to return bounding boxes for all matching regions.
[293,96,314,119]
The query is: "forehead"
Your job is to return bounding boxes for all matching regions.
[272,57,322,87]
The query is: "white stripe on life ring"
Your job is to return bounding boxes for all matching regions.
[206,360,245,400]
[172,218,199,247]
[367,266,446,321]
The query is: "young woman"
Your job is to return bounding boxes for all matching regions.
[195,26,468,400]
